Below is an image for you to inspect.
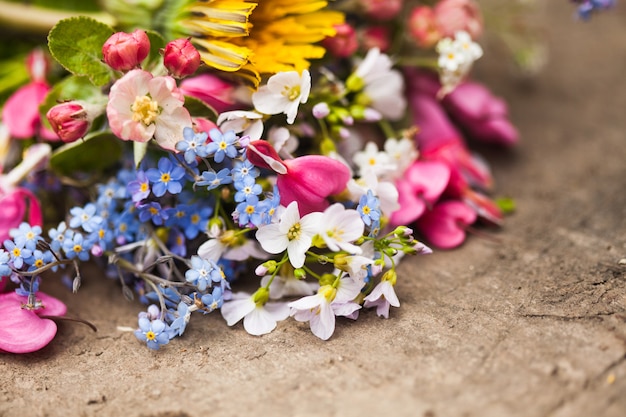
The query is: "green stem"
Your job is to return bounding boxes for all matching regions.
[0,1,116,34]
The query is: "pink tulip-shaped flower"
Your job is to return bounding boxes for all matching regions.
[179,74,237,114]
[443,81,519,146]
[163,38,201,79]
[0,291,67,353]
[246,140,352,215]
[408,6,442,48]
[102,29,150,72]
[107,69,193,151]
[322,23,359,58]
[2,50,57,141]
[390,160,451,226]
[415,200,477,249]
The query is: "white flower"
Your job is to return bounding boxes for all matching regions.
[217,110,264,141]
[384,137,418,177]
[255,201,322,268]
[436,31,483,95]
[352,141,397,177]
[353,48,406,120]
[347,170,400,216]
[268,126,298,158]
[363,279,400,318]
[197,229,268,262]
[252,70,311,124]
[221,290,289,336]
[260,274,318,300]
[318,203,364,254]
[289,284,361,340]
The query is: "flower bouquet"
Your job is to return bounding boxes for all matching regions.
[1,0,606,353]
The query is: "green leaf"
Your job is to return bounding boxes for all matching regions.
[144,30,166,72]
[50,131,123,176]
[47,16,115,86]
[184,96,218,120]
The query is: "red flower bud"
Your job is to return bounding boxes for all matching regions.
[322,23,358,58]
[102,30,150,71]
[46,102,90,143]
[163,38,201,78]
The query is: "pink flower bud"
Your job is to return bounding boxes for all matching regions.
[312,102,330,119]
[46,102,91,143]
[102,29,150,71]
[360,0,403,20]
[433,0,483,40]
[322,23,358,58]
[408,6,442,48]
[362,26,391,52]
[163,38,201,78]
[25,49,50,83]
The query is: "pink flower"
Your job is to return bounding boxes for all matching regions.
[322,23,359,58]
[433,0,483,40]
[362,26,392,53]
[179,74,237,114]
[246,140,351,215]
[415,200,477,249]
[443,81,519,146]
[360,0,404,20]
[163,38,201,79]
[390,160,451,226]
[106,69,192,151]
[0,291,66,353]
[0,187,43,244]
[408,6,442,48]
[2,82,57,140]
[46,101,97,143]
[102,29,150,71]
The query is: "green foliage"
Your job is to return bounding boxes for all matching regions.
[184,96,218,120]
[47,16,115,86]
[144,30,166,72]
[50,131,123,176]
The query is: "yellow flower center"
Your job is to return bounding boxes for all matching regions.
[245,205,255,214]
[282,85,300,101]
[145,331,156,341]
[131,95,159,126]
[160,173,171,183]
[26,232,35,240]
[191,214,200,224]
[362,206,371,215]
[287,223,301,241]
[12,248,21,257]
[149,207,159,215]
[73,244,82,253]
[35,259,44,268]
[140,183,149,193]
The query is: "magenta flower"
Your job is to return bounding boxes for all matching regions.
[0,187,43,243]
[0,291,67,353]
[415,200,477,249]
[163,38,201,79]
[246,140,352,215]
[2,81,57,140]
[180,74,237,114]
[106,69,193,151]
[390,160,450,226]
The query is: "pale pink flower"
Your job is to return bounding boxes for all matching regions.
[106,69,192,151]
[364,278,400,318]
[260,274,318,300]
[180,74,237,113]
[318,203,364,255]
[217,110,264,141]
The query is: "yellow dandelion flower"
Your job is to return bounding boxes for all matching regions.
[170,0,344,86]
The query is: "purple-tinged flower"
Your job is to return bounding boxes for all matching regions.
[138,202,169,226]
[357,190,381,227]
[185,256,222,292]
[69,204,103,233]
[62,232,91,261]
[9,223,42,251]
[4,239,33,269]
[176,127,209,164]
[127,170,151,203]
[196,168,233,191]
[206,129,238,163]
[134,317,170,350]
[233,176,262,203]
[235,195,264,227]
[146,157,186,197]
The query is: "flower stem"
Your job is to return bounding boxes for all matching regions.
[0,1,116,34]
